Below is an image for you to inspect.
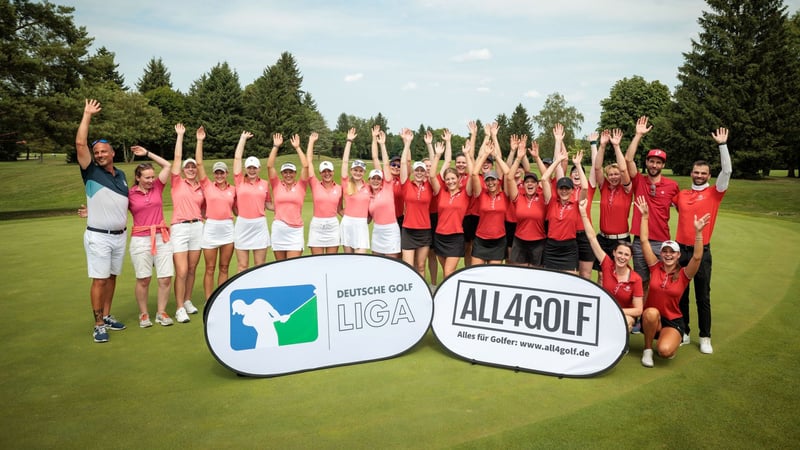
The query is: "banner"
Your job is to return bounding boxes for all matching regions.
[431,265,628,377]
[205,254,433,377]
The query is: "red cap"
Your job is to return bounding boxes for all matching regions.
[647,149,667,161]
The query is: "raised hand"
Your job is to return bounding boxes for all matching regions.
[196,126,206,141]
[572,149,584,166]
[290,134,301,149]
[509,134,519,152]
[553,123,565,142]
[84,99,101,115]
[711,127,728,144]
[377,130,386,145]
[434,141,445,156]
[308,132,318,145]
[588,131,599,142]
[175,123,185,136]
[272,133,283,148]
[347,127,357,141]
[528,141,540,159]
[131,145,148,157]
[635,116,652,136]
[600,129,611,146]
[694,213,712,232]
[610,129,623,146]
[241,131,254,141]
[372,125,381,139]
[441,129,452,142]
[634,195,649,216]
[424,130,433,145]
[467,120,477,136]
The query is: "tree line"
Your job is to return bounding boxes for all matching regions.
[1,0,798,178]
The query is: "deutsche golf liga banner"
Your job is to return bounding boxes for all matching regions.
[431,265,628,377]
[205,254,433,377]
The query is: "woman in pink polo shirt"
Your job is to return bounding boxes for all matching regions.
[368,129,401,257]
[340,128,370,254]
[197,131,236,302]
[169,124,204,322]
[306,132,342,254]
[129,146,174,327]
[267,132,308,260]
[233,131,273,272]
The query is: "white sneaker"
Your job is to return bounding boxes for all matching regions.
[184,300,199,314]
[681,333,691,346]
[641,349,654,368]
[155,312,174,326]
[139,313,153,328]
[699,337,713,354]
[175,307,190,324]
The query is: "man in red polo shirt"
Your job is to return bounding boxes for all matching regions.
[673,128,732,354]
[625,116,680,299]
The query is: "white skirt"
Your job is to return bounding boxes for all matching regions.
[371,222,401,254]
[201,218,234,249]
[340,215,369,250]
[271,219,304,251]
[234,216,270,250]
[308,216,341,247]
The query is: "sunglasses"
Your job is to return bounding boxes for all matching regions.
[649,184,657,197]
[390,163,401,168]
[91,139,109,148]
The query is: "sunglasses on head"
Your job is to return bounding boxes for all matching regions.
[91,139,109,148]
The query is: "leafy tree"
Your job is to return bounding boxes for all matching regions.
[186,62,245,158]
[658,0,796,177]
[599,75,671,168]
[140,85,187,157]
[0,0,93,160]
[137,57,172,93]
[532,93,584,158]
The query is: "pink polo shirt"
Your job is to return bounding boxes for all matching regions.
[129,178,166,237]
[309,176,342,218]
[234,173,271,219]
[270,176,307,227]
[369,181,397,225]
[170,174,204,224]
[342,176,370,218]
[200,178,235,220]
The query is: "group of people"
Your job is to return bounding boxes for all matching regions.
[77,98,731,371]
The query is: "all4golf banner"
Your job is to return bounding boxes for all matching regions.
[205,255,627,378]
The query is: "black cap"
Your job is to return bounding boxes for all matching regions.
[542,157,554,165]
[390,155,401,162]
[556,177,574,189]
[485,155,495,163]
[523,172,539,182]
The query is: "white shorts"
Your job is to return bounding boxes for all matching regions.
[202,218,234,249]
[308,216,340,248]
[235,216,270,250]
[271,220,304,251]
[340,215,369,250]
[371,222,401,254]
[84,230,126,278]
[170,220,203,252]
[129,234,174,279]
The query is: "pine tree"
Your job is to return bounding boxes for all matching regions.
[508,104,534,140]
[187,62,245,158]
[659,0,796,177]
[137,58,172,93]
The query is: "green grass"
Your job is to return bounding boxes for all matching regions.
[0,159,799,448]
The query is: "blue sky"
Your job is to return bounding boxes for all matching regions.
[65,0,800,137]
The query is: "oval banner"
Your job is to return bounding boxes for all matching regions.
[205,254,433,377]
[431,265,628,377]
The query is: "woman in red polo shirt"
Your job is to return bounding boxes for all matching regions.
[469,139,511,265]
[594,128,633,275]
[399,128,434,276]
[578,199,643,332]
[635,195,710,368]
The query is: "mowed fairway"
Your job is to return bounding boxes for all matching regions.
[1,159,799,448]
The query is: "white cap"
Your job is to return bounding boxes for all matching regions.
[661,240,680,252]
[368,169,383,179]
[182,158,197,168]
[319,161,334,172]
[351,160,366,170]
[212,161,228,173]
[412,161,427,171]
[245,156,261,168]
[280,162,297,172]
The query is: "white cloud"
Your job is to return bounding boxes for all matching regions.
[476,87,491,93]
[523,90,541,98]
[344,73,364,83]
[451,48,492,62]
[402,82,418,91]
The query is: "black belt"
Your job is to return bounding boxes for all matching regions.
[87,226,126,235]
[179,219,202,224]
[680,243,711,251]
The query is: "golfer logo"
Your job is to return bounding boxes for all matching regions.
[229,284,318,350]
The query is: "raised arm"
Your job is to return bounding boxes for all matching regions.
[634,195,657,267]
[611,129,632,192]
[579,198,608,263]
[529,141,546,179]
[712,127,732,192]
[505,142,526,201]
[76,99,102,169]
[440,129,452,176]
[573,150,589,201]
[552,123,566,179]
[132,145,171,183]
[587,131,599,188]
[290,134,308,180]
[399,128,413,183]
[377,131,390,179]
[625,116,652,176]
[594,129,609,189]
[471,140,494,197]
[341,127,357,183]
[684,213,712,279]
[267,133,284,180]
[430,141,445,195]
[305,132,318,180]
[171,123,186,176]
[195,126,207,181]
[541,145,567,204]
[371,125,382,171]
[232,131,254,176]
[518,135,531,173]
